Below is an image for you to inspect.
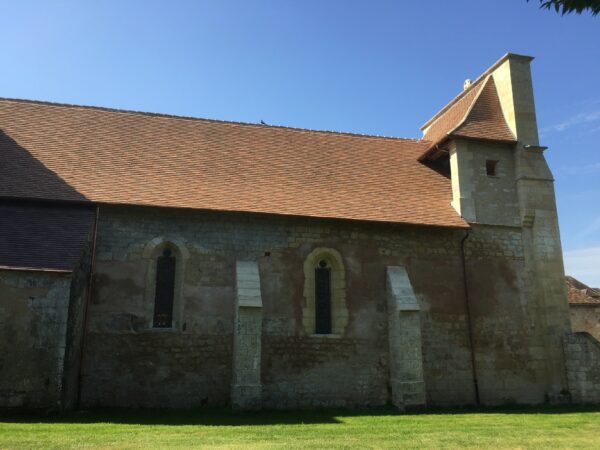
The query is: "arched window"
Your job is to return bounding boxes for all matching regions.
[315,259,332,334]
[303,248,347,336]
[143,237,190,330]
[153,248,176,328]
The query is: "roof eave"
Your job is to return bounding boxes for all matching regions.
[0,265,72,274]
[418,134,517,165]
[447,134,518,146]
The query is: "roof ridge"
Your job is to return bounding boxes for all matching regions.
[0,96,424,143]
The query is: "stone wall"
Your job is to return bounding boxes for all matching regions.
[0,270,72,410]
[448,126,571,404]
[564,333,600,403]
[464,224,553,404]
[75,204,566,408]
[492,53,572,401]
[450,140,520,226]
[570,305,600,342]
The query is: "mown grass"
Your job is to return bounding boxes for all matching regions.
[1,405,599,449]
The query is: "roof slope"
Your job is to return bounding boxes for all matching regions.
[567,276,600,305]
[451,77,516,142]
[421,81,486,148]
[0,202,94,271]
[0,98,467,228]
[422,76,516,153]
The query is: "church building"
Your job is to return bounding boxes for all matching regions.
[2,53,599,411]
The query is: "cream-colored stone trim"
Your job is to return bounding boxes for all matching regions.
[235,261,263,308]
[143,237,190,259]
[302,247,348,336]
[143,237,189,330]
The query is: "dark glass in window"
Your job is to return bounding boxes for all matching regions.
[153,248,176,328]
[315,265,332,334]
[486,160,499,176]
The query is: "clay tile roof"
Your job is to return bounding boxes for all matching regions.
[451,77,516,142]
[422,81,486,147]
[421,76,516,156]
[0,98,467,228]
[0,202,94,271]
[566,276,600,305]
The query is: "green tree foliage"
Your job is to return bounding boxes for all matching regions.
[528,0,600,15]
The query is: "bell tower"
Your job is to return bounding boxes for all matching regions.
[420,53,572,402]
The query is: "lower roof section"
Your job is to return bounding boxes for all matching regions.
[0,201,94,272]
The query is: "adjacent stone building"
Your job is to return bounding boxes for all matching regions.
[1,53,599,411]
[567,276,600,341]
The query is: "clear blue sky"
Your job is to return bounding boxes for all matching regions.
[2,1,599,285]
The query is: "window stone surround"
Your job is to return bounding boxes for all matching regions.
[142,237,190,331]
[302,247,348,336]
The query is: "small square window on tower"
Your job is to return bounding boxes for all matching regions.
[486,160,499,176]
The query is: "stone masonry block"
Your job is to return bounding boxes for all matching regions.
[387,266,420,312]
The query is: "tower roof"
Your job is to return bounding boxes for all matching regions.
[420,75,516,162]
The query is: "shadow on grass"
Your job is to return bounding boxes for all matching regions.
[1,404,600,426]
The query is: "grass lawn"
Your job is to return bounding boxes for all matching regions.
[1,405,599,449]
